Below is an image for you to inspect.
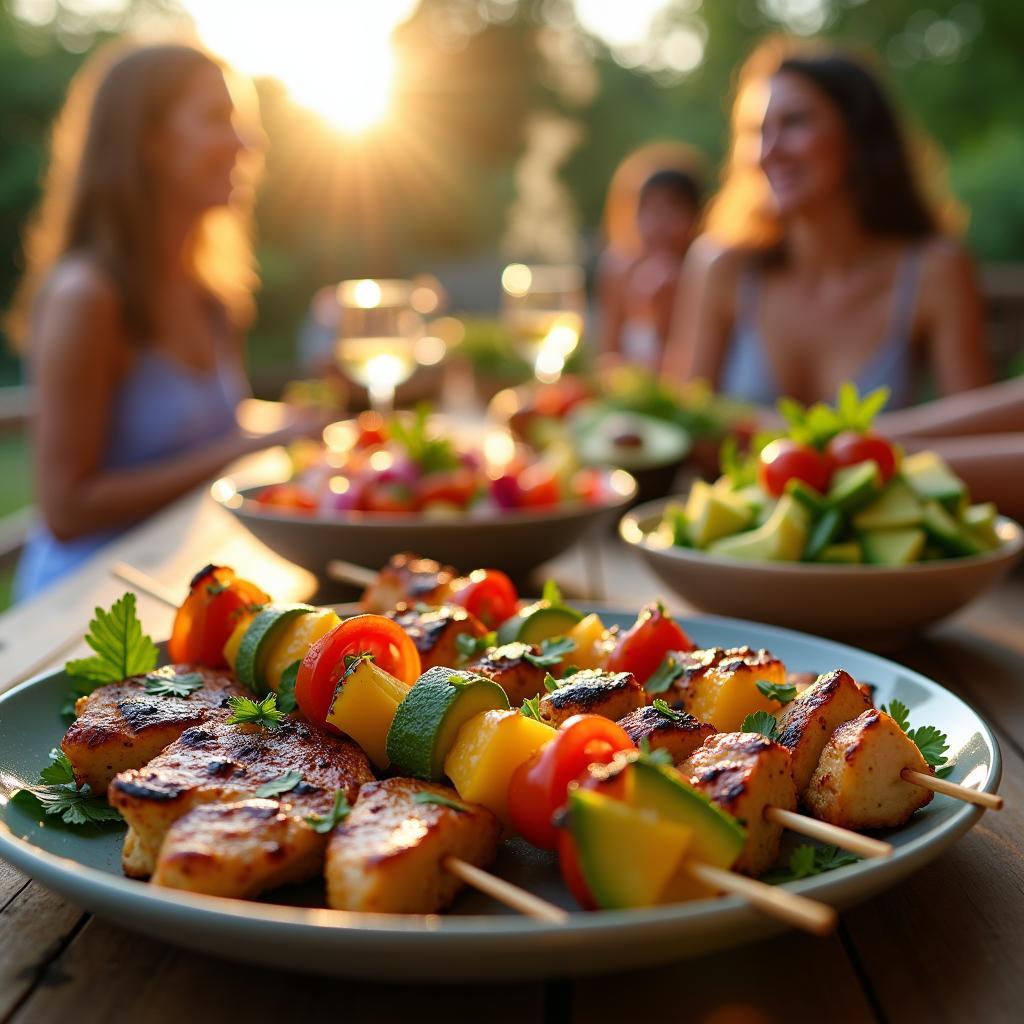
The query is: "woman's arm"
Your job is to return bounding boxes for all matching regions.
[917,239,992,396]
[878,377,1024,439]
[30,264,294,542]
[662,241,739,384]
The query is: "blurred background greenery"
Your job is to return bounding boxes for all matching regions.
[1,0,1022,392]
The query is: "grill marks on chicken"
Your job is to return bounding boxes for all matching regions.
[325,778,501,914]
[361,553,456,614]
[468,642,547,705]
[387,605,487,671]
[109,719,373,879]
[539,669,644,727]
[61,666,244,795]
[617,705,715,764]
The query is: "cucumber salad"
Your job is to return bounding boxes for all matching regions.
[663,385,1004,566]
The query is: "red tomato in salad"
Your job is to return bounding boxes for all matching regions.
[416,468,479,510]
[517,464,561,508]
[256,483,318,511]
[168,565,269,668]
[507,715,634,849]
[295,614,421,729]
[570,467,604,503]
[758,439,832,497]
[449,569,519,629]
[827,431,897,482]
[604,603,695,685]
[361,481,417,514]
[355,411,388,448]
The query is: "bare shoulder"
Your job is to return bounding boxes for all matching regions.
[34,256,125,362]
[917,236,977,286]
[42,255,120,313]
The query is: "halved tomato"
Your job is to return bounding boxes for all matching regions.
[604,603,694,685]
[449,569,519,628]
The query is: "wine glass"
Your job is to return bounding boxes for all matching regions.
[334,279,424,413]
[500,263,585,384]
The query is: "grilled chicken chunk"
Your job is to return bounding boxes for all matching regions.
[539,669,644,727]
[109,718,373,878]
[616,705,715,764]
[361,553,456,614]
[805,709,934,829]
[665,647,788,732]
[61,666,243,795]
[325,778,501,913]
[153,799,326,899]
[680,732,798,877]
[468,642,547,705]
[774,669,874,794]
[387,604,488,671]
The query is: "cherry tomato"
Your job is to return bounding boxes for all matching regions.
[295,614,421,729]
[604,603,694,684]
[758,439,832,497]
[827,431,897,482]
[507,714,634,849]
[517,464,560,508]
[416,468,479,510]
[256,483,318,511]
[168,565,269,668]
[355,411,388,448]
[449,569,519,629]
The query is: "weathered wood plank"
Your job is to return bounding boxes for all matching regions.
[0,858,28,909]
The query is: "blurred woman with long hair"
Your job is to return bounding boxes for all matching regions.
[8,41,308,599]
[664,37,991,407]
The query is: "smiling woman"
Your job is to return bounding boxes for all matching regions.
[181,0,417,135]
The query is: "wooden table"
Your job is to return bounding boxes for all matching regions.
[1,462,1022,1024]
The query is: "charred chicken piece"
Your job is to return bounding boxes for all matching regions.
[616,704,716,764]
[387,604,488,672]
[539,669,644,727]
[360,553,456,614]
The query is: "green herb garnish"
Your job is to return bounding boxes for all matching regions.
[412,791,469,814]
[542,672,561,693]
[11,748,123,829]
[763,844,860,884]
[255,770,304,798]
[143,667,205,699]
[65,593,159,686]
[455,631,497,663]
[520,695,542,720]
[741,711,779,740]
[637,738,673,768]
[542,579,564,606]
[881,700,951,769]
[227,693,286,730]
[39,748,75,785]
[524,636,575,669]
[388,403,460,475]
[645,653,687,695]
[305,790,352,834]
[652,698,684,722]
[276,660,301,714]
[756,680,797,705]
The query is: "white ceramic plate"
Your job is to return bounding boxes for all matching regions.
[0,610,1001,981]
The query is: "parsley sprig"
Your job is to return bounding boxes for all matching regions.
[455,631,497,663]
[763,844,860,884]
[645,653,687,695]
[652,698,684,723]
[11,749,123,829]
[227,693,286,730]
[520,695,542,720]
[255,770,304,798]
[143,668,204,699]
[66,593,159,685]
[741,711,779,740]
[880,699,952,775]
[305,790,352,834]
[276,660,301,714]
[524,636,575,669]
[756,680,797,705]
[412,791,468,814]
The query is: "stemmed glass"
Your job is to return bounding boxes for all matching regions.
[334,279,424,413]
[500,263,585,384]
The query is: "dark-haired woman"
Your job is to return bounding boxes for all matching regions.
[664,38,991,407]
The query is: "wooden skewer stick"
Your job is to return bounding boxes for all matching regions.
[326,559,378,589]
[765,806,893,859]
[902,768,1003,810]
[443,856,569,924]
[111,562,180,609]
[686,862,837,936]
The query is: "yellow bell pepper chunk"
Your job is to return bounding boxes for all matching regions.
[326,659,412,769]
[443,709,556,829]
[222,617,252,673]
[686,658,787,732]
[565,613,613,671]
[264,608,340,692]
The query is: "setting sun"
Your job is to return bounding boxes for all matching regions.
[182,0,417,134]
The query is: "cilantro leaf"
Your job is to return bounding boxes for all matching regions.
[65,594,158,686]
[935,762,955,779]
[880,698,911,731]
[412,791,468,814]
[520,695,542,720]
[143,667,205,699]
[255,770,304,798]
[637,738,673,767]
[645,653,687,695]
[756,680,797,704]
[305,790,352,834]
[906,724,950,768]
[762,844,860,885]
[39,748,76,786]
[542,579,563,606]
[652,698,684,722]
[542,672,561,693]
[227,693,286,730]
[524,636,575,669]
[276,660,300,714]
[455,631,496,663]
[741,711,778,740]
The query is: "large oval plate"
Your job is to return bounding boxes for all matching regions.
[0,610,1000,981]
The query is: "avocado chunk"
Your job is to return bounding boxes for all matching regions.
[860,528,926,565]
[827,461,883,513]
[496,601,582,645]
[803,506,844,561]
[852,479,923,531]
[386,666,509,781]
[901,450,967,510]
[921,500,990,557]
[685,480,754,548]
[815,540,863,564]
[728,482,770,516]
[707,494,809,562]
[962,502,1001,548]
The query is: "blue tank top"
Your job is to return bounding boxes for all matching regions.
[719,250,923,410]
[14,329,247,601]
